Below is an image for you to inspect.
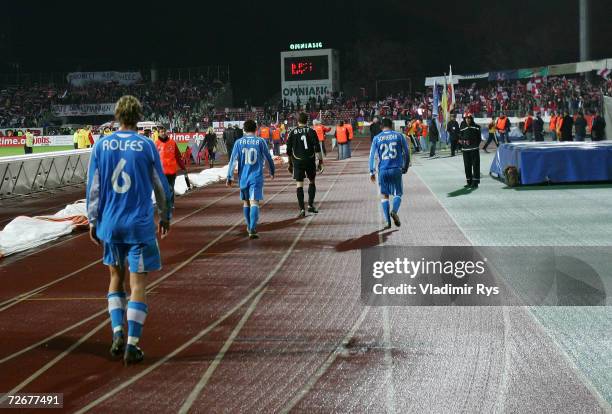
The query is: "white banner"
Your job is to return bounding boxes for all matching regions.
[0,135,74,148]
[52,103,115,117]
[67,71,142,86]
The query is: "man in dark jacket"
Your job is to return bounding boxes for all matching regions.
[234,124,243,139]
[460,114,481,189]
[223,124,236,157]
[591,111,606,141]
[446,114,461,156]
[533,112,544,142]
[429,118,439,157]
[370,117,381,142]
[574,112,587,141]
[560,111,574,141]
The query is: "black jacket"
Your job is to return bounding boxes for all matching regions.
[533,117,544,136]
[460,124,481,150]
[429,120,439,143]
[560,115,574,140]
[446,120,460,140]
[370,121,381,140]
[592,116,606,140]
[574,116,587,137]
[203,133,217,151]
[223,128,236,146]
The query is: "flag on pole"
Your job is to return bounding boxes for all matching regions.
[448,65,455,112]
[597,68,610,79]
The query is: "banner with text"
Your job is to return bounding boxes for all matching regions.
[67,71,142,86]
[52,103,115,117]
[0,135,74,147]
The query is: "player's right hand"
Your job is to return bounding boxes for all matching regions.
[158,220,170,239]
[226,179,233,188]
[370,174,376,183]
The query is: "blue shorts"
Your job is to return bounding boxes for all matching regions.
[103,241,161,273]
[240,180,264,201]
[379,168,403,197]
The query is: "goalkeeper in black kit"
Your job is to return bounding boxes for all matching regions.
[287,112,324,217]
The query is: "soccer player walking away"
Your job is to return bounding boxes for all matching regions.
[460,114,481,189]
[369,118,410,229]
[86,95,173,365]
[287,113,324,217]
[226,120,275,239]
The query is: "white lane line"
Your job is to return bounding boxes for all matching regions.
[280,307,369,414]
[178,288,267,414]
[0,190,236,312]
[77,145,354,413]
[0,184,289,397]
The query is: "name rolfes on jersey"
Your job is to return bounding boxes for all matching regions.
[101,138,145,152]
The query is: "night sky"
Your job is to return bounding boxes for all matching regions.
[3,0,612,104]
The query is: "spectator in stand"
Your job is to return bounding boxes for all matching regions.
[523,112,533,141]
[591,110,606,141]
[446,113,461,157]
[560,111,574,141]
[495,112,511,144]
[370,116,381,142]
[574,112,587,141]
[533,112,545,142]
[428,118,439,158]
[203,127,217,168]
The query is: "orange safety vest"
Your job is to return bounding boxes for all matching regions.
[259,127,270,139]
[313,125,327,142]
[272,128,281,141]
[421,123,428,137]
[556,117,563,133]
[345,123,354,140]
[549,115,557,131]
[156,139,180,175]
[335,126,348,144]
[496,117,508,131]
[524,116,532,132]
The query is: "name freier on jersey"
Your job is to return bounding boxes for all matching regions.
[286,112,324,217]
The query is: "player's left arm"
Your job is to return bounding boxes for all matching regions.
[369,138,378,181]
[400,134,410,173]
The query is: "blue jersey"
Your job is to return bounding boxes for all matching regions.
[227,134,275,188]
[86,131,173,244]
[369,130,410,174]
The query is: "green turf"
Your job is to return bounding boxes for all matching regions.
[0,143,190,158]
[411,147,612,405]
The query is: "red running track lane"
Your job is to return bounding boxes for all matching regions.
[0,139,608,413]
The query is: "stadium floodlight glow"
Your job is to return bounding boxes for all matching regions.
[289,42,323,50]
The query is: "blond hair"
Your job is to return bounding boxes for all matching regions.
[207,126,214,134]
[114,95,143,128]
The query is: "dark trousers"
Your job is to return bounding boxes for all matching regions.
[463,150,480,184]
[165,174,176,206]
[319,140,327,155]
[450,138,460,156]
[483,133,498,150]
[24,146,33,154]
[273,141,281,156]
[534,132,544,142]
[73,143,78,149]
[429,141,437,157]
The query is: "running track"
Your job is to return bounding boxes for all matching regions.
[0,138,608,413]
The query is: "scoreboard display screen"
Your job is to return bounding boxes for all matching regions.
[284,55,329,81]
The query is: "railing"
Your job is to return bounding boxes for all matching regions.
[0,150,91,199]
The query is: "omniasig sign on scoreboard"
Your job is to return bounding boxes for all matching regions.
[280,47,339,103]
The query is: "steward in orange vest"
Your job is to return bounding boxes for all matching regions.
[313,120,331,155]
[155,127,189,202]
[335,122,349,160]
[271,125,282,156]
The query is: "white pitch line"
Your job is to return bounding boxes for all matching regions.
[76,145,354,413]
[0,189,236,313]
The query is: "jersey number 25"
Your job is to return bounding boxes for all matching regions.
[381,142,398,160]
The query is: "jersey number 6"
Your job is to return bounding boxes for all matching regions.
[112,158,132,194]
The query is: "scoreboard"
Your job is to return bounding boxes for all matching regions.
[280,46,339,104]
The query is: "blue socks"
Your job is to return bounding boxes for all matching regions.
[392,196,402,213]
[107,292,127,337]
[249,205,260,232]
[127,301,148,346]
[243,206,250,229]
[381,199,390,224]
